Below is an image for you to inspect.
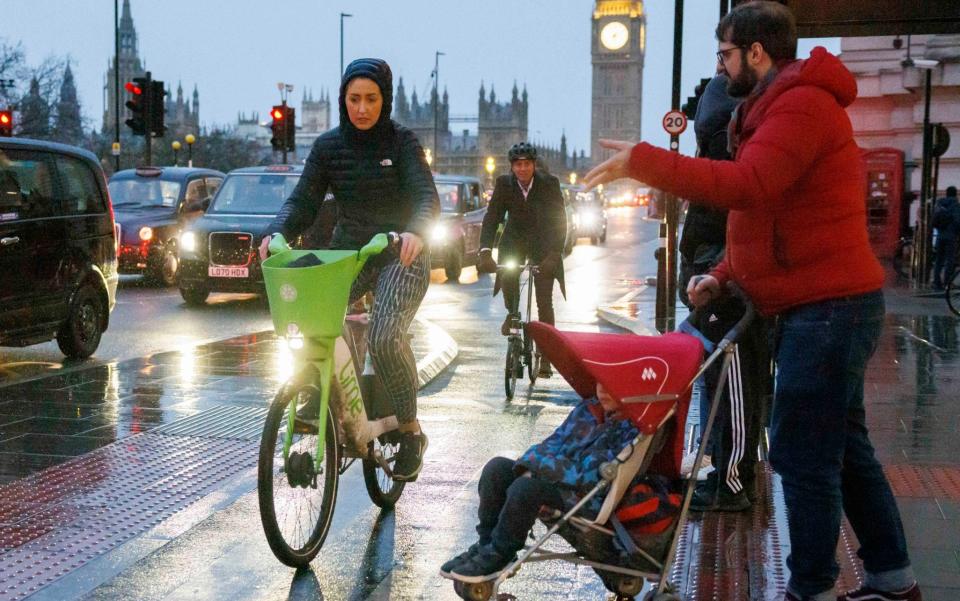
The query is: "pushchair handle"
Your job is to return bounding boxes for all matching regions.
[680,282,756,348]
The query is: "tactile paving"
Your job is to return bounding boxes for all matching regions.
[0,432,258,601]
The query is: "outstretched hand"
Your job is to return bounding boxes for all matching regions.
[581,139,636,191]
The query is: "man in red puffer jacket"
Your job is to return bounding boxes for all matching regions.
[583,3,919,601]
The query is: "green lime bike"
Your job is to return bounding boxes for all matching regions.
[257,232,406,568]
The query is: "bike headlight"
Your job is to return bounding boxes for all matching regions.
[504,259,518,270]
[580,212,596,226]
[139,226,153,241]
[285,322,304,350]
[180,231,196,253]
[430,223,447,243]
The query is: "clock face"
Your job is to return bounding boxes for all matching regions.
[600,21,629,51]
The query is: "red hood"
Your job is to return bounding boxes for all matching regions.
[767,46,857,108]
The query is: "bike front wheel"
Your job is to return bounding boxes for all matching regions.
[947,269,960,317]
[362,433,406,508]
[258,385,339,567]
[504,336,522,400]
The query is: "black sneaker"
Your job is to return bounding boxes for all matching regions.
[449,544,516,583]
[537,358,552,378]
[440,541,483,576]
[501,313,519,336]
[838,583,922,601]
[714,487,751,512]
[392,431,428,482]
[689,478,718,512]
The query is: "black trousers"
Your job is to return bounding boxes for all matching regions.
[477,457,563,555]
[501,267,556,326]
[696,298,772,495]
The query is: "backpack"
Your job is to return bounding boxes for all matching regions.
[613,474,682,536]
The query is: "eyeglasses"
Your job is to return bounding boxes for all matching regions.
[716,45,747,65]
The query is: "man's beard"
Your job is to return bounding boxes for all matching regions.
[726,55,759,98]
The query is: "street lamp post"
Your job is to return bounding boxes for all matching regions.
[907,58,940,288]
[433,50,445,169]
[114,0,120,172]
[172,140,181,166]
[340,13,353,76]
[185,133,195,167]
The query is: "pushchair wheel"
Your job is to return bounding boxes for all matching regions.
[453,579,493,601]
[615,575,644,596]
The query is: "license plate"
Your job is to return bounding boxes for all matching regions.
[208,265,249,278]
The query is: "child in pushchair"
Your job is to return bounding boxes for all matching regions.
[441,306,753,601]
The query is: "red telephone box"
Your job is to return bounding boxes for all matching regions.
[860,148,904,259]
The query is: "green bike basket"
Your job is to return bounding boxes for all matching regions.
[262,249,361,339]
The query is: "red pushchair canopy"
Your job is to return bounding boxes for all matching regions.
[528,322,704,479]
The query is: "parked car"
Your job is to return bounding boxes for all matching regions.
[429,175,488,282]
[559,184,579,255]
[573,190,608,244]
[177,165,302,305]
[108,166,224,286]
[0,137,118,358]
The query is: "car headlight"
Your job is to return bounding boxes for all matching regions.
[139,226,153,241]
[180,231,196,253]
[430,223,447,243]
[580,212,596,226]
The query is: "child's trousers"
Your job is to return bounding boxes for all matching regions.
[477,457,563,555]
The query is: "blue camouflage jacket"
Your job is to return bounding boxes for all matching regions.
[517,397,640,516]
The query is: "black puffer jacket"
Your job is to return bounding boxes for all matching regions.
[265,58,439,250]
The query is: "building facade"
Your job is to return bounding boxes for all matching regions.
[101,0,199,139]
[839,34,960,202]
[590,0,646,166]
[393,79,573,180]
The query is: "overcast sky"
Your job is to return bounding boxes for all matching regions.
[9,1,836,156]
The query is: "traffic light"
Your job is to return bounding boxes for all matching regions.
[270,105,285,151]
[682,77,713,121]
[0,110,12,137]
[149,80,166,137]
[124,78,149,136]
[284,107,296,151]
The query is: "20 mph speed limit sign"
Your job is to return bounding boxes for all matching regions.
[662,110,688,135]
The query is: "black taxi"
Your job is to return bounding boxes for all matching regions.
[108,166,225,286]
[177,165,302,305]
[428,174,488,282]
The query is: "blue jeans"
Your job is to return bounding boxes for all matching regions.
[769,291,911,597]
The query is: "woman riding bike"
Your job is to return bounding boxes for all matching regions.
[259,58,439,482]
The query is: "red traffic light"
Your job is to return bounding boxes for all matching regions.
[124,81,142,95]
[270,108,284,120]
[0,110,12,137]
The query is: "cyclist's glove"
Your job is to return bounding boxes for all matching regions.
[478,249,497,274]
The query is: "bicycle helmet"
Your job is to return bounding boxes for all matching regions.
[508,142,537,163]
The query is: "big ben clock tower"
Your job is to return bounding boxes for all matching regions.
[591,1,645,165]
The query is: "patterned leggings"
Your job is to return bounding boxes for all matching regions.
[348,250,430,424]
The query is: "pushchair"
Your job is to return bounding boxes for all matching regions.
[445,300,754,601]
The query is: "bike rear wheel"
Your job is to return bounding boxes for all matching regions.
[362,433,405,508]
[258,385,339,567]
[524,325,540,385]
[504,336,521,400]
[947,269,960,317]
